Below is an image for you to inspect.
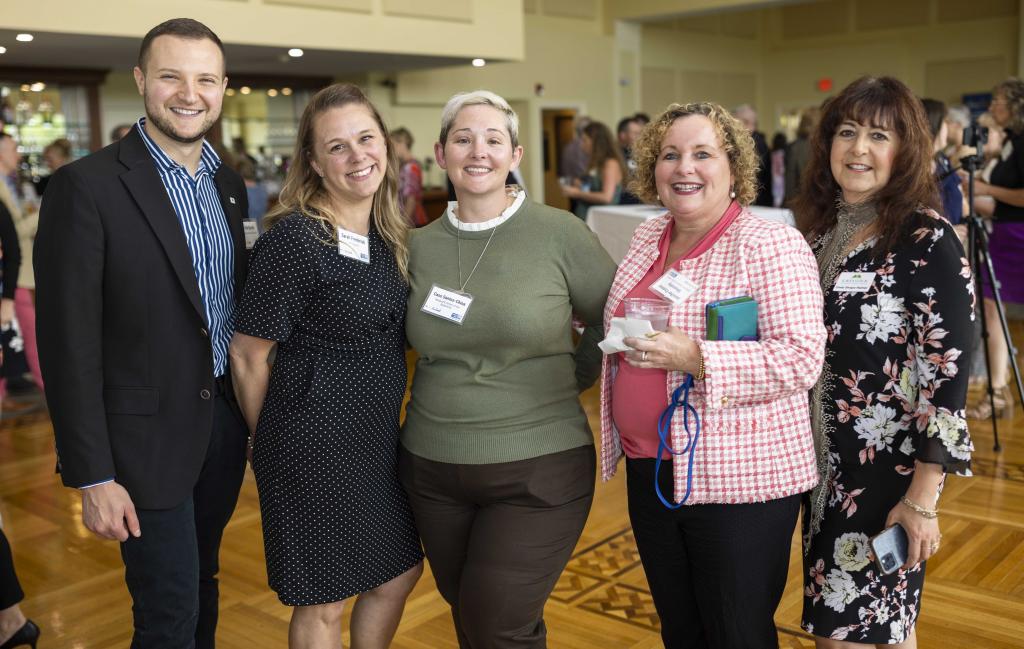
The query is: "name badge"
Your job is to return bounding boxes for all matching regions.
[242,219,259,250]
[421,284,473,325]
[650,268,698,304]
[834,271,875,293]
[337,227,370,263]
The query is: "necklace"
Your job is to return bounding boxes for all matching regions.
[453,191,516,292]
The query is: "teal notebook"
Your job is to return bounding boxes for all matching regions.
[705,296,758,341]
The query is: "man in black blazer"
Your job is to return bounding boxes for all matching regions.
[35,18,249,649]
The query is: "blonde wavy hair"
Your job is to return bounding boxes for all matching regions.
[264,83,409,278]
[629,102,759,206]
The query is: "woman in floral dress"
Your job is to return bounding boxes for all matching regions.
[793,76,974,647]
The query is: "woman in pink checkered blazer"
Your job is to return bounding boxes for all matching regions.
[600,102,827,648]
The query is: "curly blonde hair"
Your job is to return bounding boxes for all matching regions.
[993,77,1024,133]
[629,102,759,206]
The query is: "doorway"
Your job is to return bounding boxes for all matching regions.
[541,108,578,211]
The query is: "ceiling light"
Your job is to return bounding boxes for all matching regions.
[0,47,6,55]
[472,58,486,67]
[19,84,30,92]
[29,82,45,92]
[281,87,292,96]
[240,86,251,95]
[288,48,304,58]
[267,88,278,97]
[15,34,33,42]
[226,88,236,96]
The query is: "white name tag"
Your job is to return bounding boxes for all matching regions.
[337,227,370,263]
[650,268,698,304]
[834,271,875,293]
[421,284,473,325]
[242,219,259,250]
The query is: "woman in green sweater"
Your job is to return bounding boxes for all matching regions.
[400,90,617,648]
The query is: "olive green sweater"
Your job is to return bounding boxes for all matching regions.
[401,198,617,464]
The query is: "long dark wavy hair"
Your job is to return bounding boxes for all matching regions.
[793,76,940,256]
[583,121,626,178]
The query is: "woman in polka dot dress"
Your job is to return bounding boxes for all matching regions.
[230,83,423,647]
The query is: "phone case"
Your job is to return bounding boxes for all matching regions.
[705,296,758,341]
[870,524,909,575]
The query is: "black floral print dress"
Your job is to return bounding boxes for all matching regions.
[802,215,974,643]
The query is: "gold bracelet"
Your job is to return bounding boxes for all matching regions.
[695,350,706,381]
[900,495,938,519]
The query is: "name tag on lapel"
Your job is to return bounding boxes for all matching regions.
[229,196,237,205]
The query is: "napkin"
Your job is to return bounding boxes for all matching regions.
[598,317,657,354]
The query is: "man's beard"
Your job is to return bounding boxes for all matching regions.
[145,98,217,145]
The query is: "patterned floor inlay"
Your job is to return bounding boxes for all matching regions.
[549,570,606,603]
[565,530,642,578]
[576,583,661,630]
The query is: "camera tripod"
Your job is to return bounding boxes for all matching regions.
[962,128,1024,452]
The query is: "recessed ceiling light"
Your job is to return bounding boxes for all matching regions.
[267,88,279,97]
[0,47,6,55]
[240,86,251,95]
[29,82,45,92]
[19,84,30,92]
[226,88,236,96]
[288,48,303,58]
[16,34,33,42]
[281,87,292,96]
[471,58,486,67]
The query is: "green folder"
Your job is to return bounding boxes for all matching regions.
[705,296,758,341]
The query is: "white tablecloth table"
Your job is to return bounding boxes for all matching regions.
[585,204,795,265]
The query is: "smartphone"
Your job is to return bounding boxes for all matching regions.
[871,524,909,575]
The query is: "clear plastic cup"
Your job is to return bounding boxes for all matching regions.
[624,297,672,331]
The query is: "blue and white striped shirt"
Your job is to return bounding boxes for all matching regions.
[136,118,235,377]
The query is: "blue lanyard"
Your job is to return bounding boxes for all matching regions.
[654,374,701,509]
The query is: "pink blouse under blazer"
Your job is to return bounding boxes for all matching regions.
[600,209,827,504]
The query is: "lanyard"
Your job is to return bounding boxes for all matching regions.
[456,219,500,293]
[654,374,701,509]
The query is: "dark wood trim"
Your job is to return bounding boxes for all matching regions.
[225,73,331,91]
[0,66,109,85]
[85,84,102,152]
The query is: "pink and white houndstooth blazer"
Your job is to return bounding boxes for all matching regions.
[599,209,827,504]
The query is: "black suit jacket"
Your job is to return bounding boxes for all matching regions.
[35,126,249,509]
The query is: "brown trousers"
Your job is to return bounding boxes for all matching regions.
[399,444,596,649]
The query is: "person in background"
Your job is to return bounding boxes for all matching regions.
[922,98,963,225]
[786,106,821,207]
[391,127,429,227]
[795,76,973,647]
[633,112,651,126]
[109,124,132,143]
[943,104,972,164]
[962,77,1024,419]
[0,196,40,649]
[771,131,787,207]
[234,157,269,230]
[603,100,825,648]
[617,116,643,205]
[36,138,72,196]
[0,134,41,397]
[231,82,423,649]
[560,115,591,214]
[561,121,625,220]
[401,90,616,648]
[733,103,774,207]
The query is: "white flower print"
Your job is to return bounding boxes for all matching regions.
[858,292,905,344]
[890,618,907,642]
[899,436,915,456]
[927,410,973,461]
[854,403,899,452]
[822,569,861,612]
[833,533,872,572]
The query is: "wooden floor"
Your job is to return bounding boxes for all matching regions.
[2,321,1023,648]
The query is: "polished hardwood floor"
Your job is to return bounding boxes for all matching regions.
[1,320,1022,648]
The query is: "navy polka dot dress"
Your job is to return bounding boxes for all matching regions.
[235,212,423,606]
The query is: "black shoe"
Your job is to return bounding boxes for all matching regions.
[0,620,40,649]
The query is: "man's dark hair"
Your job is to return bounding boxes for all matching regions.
[137,18,225,73]
[616,116,636,135]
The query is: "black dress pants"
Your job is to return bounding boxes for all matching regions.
[119,383,248,649]
[626,458,801,649]
[0,529,24,609]
[399,444,595,649]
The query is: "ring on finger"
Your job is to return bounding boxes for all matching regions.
[929,542,940,553]
[641,351,648,362]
